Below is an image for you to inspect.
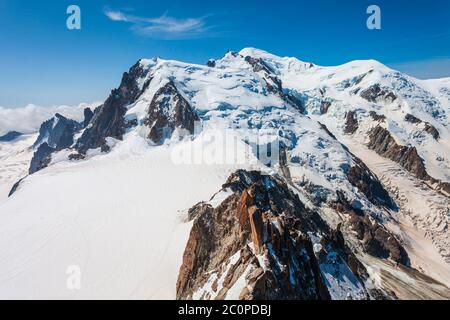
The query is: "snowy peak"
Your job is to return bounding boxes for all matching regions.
[75,60,154,153]
[33,113,81,150]
[28,113,85,175]
[144,81,199,144]
[2,47,450,300]
[239,47,314,69]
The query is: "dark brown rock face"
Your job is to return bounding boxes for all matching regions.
[76,61,151,153]
[360,84,397,103]
[404,113,422,124]
[405,114,440,140]
[177,170,332,300]
[369,111,386,122]
[344,111,359,134]
[244,55,281,95]
[424,123,440,140]
[144,81,199,144]
[367,126,429,180]
[176,170,396,300]
[367,127,449,198]
[347,157,397,210]
[332,192,409,266]
[243,55,305,113]
[244,55,275,74]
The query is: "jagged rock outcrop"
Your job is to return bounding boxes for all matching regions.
[244,55,276,75]
[369,111,386,122]
[244,55,283,95]
[29,142,54,174]
[424,123,440,140]
[3,48,449,300]
[243,54,305,113]
[8,177,25,197]
[367,126,429,181]
[318,123,338,140]
[75,61,152,153]
[332,191,409,265]
[144,81,199,144]
[360,84,397,103]
[344,111,359,134]
[177,170,394,300]
[405,114,440,140]
[33,113,81,150]
[367,126,450,198]
[404,113,422,124]
[29,114,83,174]
[83,107,94,128]
[25,106,97,175]
[0,131,22,142]
[346,156,397,210]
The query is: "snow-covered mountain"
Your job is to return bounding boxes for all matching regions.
[0,48,449,299]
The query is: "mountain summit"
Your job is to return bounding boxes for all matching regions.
[0,48,449,299]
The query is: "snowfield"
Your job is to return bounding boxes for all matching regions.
[0,48,449,299]
[0,134,36,200]
[0,131,260,299]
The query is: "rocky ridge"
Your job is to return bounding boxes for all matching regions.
[177,170,396,300]
[2,48,449,299]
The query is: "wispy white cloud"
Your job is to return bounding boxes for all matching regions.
[104,10,130,22]
[104,9,212,39]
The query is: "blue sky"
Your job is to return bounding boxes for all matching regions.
[0,0,449,107]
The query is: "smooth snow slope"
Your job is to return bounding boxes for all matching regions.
[0,131,258,299]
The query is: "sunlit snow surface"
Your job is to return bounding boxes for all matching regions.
[0,48,449,299]
[0,132,260,299]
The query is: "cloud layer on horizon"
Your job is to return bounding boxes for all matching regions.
[0,103,99,136]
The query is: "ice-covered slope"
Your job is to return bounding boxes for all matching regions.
[0,132,260,299]
[0,48,449,299]
[234,48,450,184]
[0,134,36,200]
